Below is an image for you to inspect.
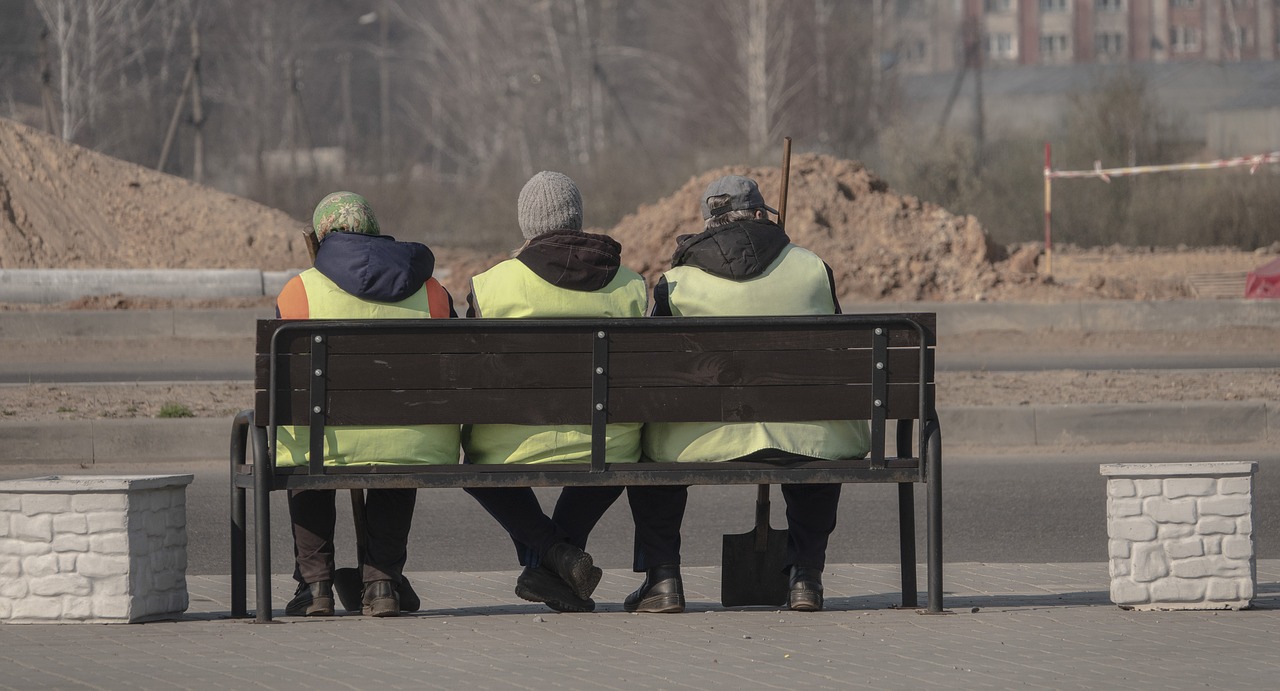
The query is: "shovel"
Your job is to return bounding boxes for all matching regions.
[332,489,421,613]
[720,484,789,607]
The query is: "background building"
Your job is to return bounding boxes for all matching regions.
[889,0,1279,74]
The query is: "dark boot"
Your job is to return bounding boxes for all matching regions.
[285,580,334,616]
[788,566,824,612]
[624,565,684,613]
[515,566,595,613]
[362,580,400,618]
[543,542,603,600]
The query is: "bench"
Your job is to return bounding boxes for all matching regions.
[230,313,942,621]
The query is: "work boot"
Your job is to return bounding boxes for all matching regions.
[285,580,334,617]
[543,542,603,600]
[515,565,596,613]
[362,580,400,618]
[788,566,824,612]
[623,565,684,613]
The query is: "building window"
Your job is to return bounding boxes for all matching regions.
[902,38,927,63]
[1224,26,1252,50]
[1096,0,1123,11]
[986,32,1016,58]
[1040,34,1070,56]
[1040,0,1068,11]
[1096,32,1125,54]
[1171,0,1196,7]
[1170,25,1200,52]
[984,0,1012,13]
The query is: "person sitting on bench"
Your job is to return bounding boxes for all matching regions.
[463,172,648,613]
[276,191,459,617]
[627,175,871,613]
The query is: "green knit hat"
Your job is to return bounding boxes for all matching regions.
[312,191,380,240]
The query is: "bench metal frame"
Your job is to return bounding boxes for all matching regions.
[230,314,942,621]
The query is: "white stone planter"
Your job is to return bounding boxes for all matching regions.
[0,474,193,624]
[1101,462,1258,611]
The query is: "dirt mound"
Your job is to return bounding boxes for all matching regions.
[602,153,1008,302]
[0,117,310,270]
[2,115,1268,306]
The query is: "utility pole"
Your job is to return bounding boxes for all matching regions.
[189,20,204,184]
[39,28,57,136]
[378,2,391,179]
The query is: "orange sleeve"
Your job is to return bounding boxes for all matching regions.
[425,278,453,319]
[276,275,309,319]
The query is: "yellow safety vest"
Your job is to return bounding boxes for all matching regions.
[464,258,647,465]
[643,244,872,462]
[274,268,461,467]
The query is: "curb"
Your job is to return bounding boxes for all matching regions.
[1,402,1273,464]
[0,269,298,304]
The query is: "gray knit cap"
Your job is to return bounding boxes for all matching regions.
[517,171,583,240]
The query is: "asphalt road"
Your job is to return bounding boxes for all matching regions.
[7,448,1275,580]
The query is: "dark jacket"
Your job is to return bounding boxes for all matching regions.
[466,230,624,317]
[652,219,839,316]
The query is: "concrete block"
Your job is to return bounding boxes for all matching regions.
[52,534,89,553]
[1219,477,1252,495]
[12,513,53,542]
[53,513,89,535]
[1111,580,1149,606]
[1144,497,1197,524]
[1166,539,1205,559]
[1109,498,1142,518]
[1164,478,1215,498]
[1199,495,1251,517]
[0,474,192,623]
[1111,517,1157,542]
[1223,536,1253,560]
[1158,524,1195,539]
[72,493,127,512]
[1132,543,1171,582]
[1108,479,1137,498]
[1135,479,1163,497]
[21,494,71,515]
[1149,578,1207,603]
[1198,516,1238,535]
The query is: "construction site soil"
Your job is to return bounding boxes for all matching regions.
[1,117,1277,423]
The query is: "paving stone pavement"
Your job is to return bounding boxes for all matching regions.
[2,561,1279,690]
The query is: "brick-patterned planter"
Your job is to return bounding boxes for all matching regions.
[1101,462,1258,611]
[0,474,193,624]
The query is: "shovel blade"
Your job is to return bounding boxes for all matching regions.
[333,567,362,612]
[720,527,790,607]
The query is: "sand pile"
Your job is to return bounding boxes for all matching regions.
[0,118,310,271]
[602,153,1007,302]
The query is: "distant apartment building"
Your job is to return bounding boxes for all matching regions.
[889,0,1279,73]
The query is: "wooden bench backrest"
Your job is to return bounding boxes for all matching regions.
[255,314,935,431]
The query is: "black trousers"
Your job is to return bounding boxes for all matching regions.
[289,488,417,585]
[627,483,842,572]
[465,486,624,567]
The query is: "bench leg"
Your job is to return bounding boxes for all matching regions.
[925,421,943,613]
[253,425,274,623]
[229,413,250,618]
[897,482,918,609]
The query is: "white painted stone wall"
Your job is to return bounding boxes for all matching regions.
[1101,462,1258,611]
[0,474,193,624]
